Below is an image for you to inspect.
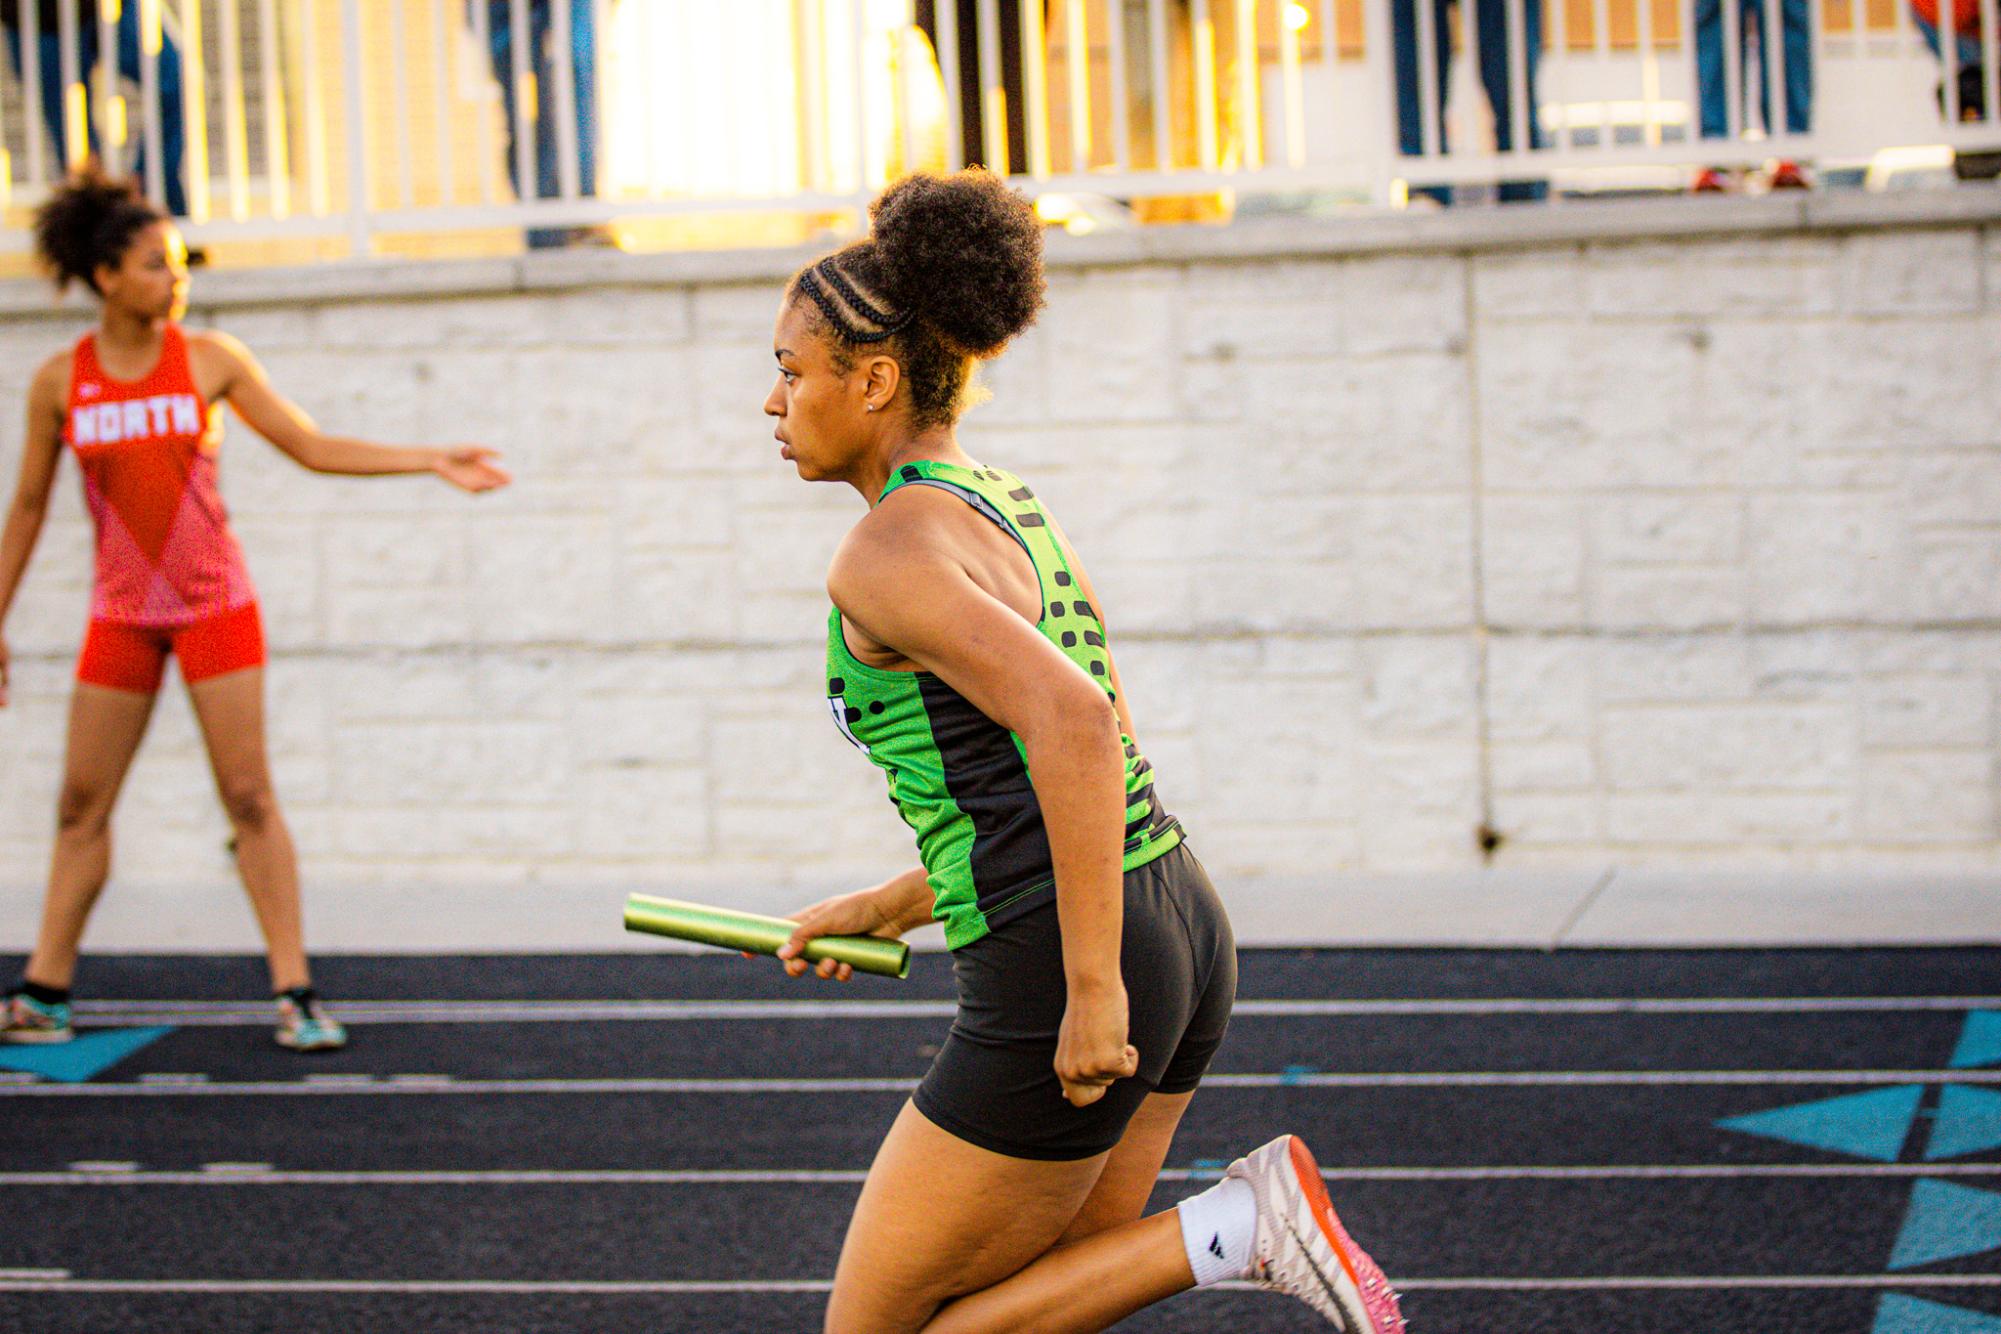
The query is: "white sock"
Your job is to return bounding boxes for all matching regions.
[1176,1175,1256,1287]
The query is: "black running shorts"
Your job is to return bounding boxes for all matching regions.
[912,840,1238,1161]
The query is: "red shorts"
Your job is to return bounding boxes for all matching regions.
[76,603,266,693]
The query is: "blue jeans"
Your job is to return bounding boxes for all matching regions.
[1391,0,1548,202]
[1695,0,1813,138]
[484,0,598,248]
[3,6,189,215]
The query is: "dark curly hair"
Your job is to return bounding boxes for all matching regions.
[33,161,168,294]
[790,169,1045,428]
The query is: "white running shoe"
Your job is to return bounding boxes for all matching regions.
[1229,1134,1407,1332]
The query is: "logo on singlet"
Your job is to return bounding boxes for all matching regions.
[828,693,871,756]
[71,393,200,447]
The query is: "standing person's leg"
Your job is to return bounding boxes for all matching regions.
[1390,0,1455,203]
[112,1,190,216]
[1390,0,1426,158]
[1,28,74,173]
[1477,0,1548,199]
[19,683,160,992]
[485,0,528,202]
[1743,0,1772,135]
[569,0,597,197]
[524,0,570,247]
[1694,0,1729,138]
[1780,0,1812,133]
[184,666,309,994]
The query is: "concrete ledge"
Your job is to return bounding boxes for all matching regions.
[2,188,1996,320]
[5,866,1994,953]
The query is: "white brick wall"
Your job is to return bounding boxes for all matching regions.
[0,203,1997,949]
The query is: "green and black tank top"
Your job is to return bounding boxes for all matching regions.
[825,459,1184,951]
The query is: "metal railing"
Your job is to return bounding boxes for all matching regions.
[1,0,1997,258]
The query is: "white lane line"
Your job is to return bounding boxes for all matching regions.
[0,1270,69,1282]
[63,995,2001,1026]
[1205,1069,2001,1088]
[5,1068,2001,1098]
[0,1279,835,1294]
[0,1163,1995,1188]
[1388,1275,2001,1292]
[0,1274,1996,1295]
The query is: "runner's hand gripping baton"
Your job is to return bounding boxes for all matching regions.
[623,894,911,979]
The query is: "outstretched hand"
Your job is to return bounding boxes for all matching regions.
[1055,984,1139,1107]
[434,447,512,493]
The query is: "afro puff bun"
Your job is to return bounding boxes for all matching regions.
[867,169,1045,357]
[33,161,166,293]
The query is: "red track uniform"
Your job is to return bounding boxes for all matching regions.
[62,324,263,693]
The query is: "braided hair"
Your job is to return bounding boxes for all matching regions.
[33,162,167,295]
[790,170,1045,428]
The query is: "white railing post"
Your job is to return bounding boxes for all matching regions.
[428,0,453,208]
[98,0,123,178]
[141,0,166,204]
[1549,0,1572,153]
[1721,0,1743,140]
[1021,0,1051,176]
[386,0,413,208]
[937,0,965,170]
[1281,0,1307,168]
[1147,0,1171,170]
[340,0,370,252]
[1942,0,1962,123]
[1193,0,1221,168]
[553,0,581,200]
[1984,0,2000,126]
[976,0,1006,172]
[1108,0,1131,171]
[1066,0,1091,171]
[258,0,290,217]
[1417,0,1444,159]
[1632,0,1657,148]
[1508,0,1534,160]
[20,1,46,187]
[59,0,83,171]
[220,0,251,218]
[508,0,532,207]
[1235,0,1262,168]
[182,0,211,220]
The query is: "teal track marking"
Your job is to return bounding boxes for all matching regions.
[1930,1088,2001,1162]
[1892,1180,2001,1271]
[1717,1086,1926,1162]
[1875,1294,2001,1333]
[1954,1014,2001,1071]
[0,1026,174,1083]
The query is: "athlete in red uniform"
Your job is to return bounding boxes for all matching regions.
[0,166,510,1051]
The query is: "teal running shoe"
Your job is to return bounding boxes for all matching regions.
[274,991,347,1052]
[1,991,74,1044]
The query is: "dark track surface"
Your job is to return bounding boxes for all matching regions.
[0,947,1996,1333]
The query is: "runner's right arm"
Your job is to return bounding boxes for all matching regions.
[0,356,69,709]
[778,866,934,982]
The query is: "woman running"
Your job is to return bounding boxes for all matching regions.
[0,166,509,1052]
[763,169,1406,1333]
